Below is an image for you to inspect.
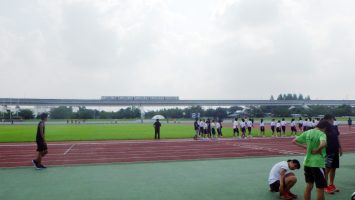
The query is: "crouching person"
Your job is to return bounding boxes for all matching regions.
[268,159,301,200]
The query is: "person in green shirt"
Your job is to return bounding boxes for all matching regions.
[292,120,332,200]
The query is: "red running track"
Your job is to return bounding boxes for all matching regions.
[1,126,354,168]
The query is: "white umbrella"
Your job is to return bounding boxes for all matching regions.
[152,115,165,120]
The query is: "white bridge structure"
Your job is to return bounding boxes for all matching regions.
[1,96,355,107]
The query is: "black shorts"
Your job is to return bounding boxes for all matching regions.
[212,128,216,135]
[241,127,246,133]
[233,128,239,133]
[276,127,281,132]
[36,141,48,152]
[269,180,280,192]
[291,127,297,132]
[304,167,327,188]
[282,126,286,132]
[247,127,252,132]
[260,126,265,131]
[326,153,340,168]
[271,126,275,132]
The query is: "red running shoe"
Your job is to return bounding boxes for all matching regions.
[329,184,340,192]
[282,191,294,200]
[324,185,335,194]
[288,190,298,198]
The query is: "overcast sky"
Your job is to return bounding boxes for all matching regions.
[0,0,354,100]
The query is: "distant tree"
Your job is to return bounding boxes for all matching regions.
[18,109,34,119]
[298,94,304,100]
[283,94,287,100]
[229,106,244,113]
[277,94,284,100]
[292,94,298,100]
[270,95,275,101]
[50,106,73,119]
[305,95,311,100]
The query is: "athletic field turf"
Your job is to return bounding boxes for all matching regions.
[0,123,300,142]
[1,154,355,200]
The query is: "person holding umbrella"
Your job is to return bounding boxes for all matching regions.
[153,119,162,140]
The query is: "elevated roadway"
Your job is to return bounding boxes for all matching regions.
[1,98,355,107]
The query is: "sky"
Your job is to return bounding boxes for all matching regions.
[0,0,354,100]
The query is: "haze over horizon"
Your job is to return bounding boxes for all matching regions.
[1,0,354,100]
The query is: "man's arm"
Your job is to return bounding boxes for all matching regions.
[311,140,327,154]
[40,123,46,143]
[291,138,307,149]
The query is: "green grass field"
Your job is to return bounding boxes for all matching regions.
[0,124,298,143]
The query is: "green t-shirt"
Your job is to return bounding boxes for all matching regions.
[296,129,327,168]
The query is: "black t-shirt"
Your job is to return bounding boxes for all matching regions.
[194,121,199,130]
[326,125,340,154]
[36,121,45,142]
[154,122,161,129]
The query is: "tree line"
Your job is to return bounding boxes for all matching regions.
[0,104,353,120]
[270,93,311,101]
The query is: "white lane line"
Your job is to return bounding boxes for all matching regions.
[64,144,76,155]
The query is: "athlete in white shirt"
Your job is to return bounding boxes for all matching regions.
[211,120,216,138]
[281,118,287,136]
[302,119,308,132]
[260,119,265,136]
[268,159,300,199]
[290,119,297,135]
[240,118,246,139]
[270,119,276,137]
[247,119,253,138]
[276,120,282,137]
[298,117,303,132]
[233,118,239,138]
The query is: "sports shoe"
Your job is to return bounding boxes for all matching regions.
[288,191,298,198]
[38,164,47,169]
[282,191,294,200]
[329,184,339,192]
[324,186,335,194]
[32,160,41,170]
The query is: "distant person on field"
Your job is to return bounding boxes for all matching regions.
[240,118,246,138]
[302,118,308,132]
[270,119,276,137]
[193,119,199,139]
[268,159,300,200]
[233,118,240,138]
[206,118,211,138]
[290,119,297,135]
[260,119,265,137]
[247,118,253,138]
[211,120,216,139]
[218,120,223,137]
[216,120,222,138]
[276,120,282,137]
[281,118,287,136]
[32,113,48,170]
[323,114,342,194]
[198,119,204,137]
[298,117,303,132]
[292,120,332,200]
[348,117,352,131]
[153,119,161,140]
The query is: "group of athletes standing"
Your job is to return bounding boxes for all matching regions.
[193,119,223,139]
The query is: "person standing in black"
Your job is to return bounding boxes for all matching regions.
[193,119,199,139]
[153,119,162,140]
[323,114,342,194]
[32,113,48,169]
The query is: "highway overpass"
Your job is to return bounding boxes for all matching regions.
[1,98,355,107]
